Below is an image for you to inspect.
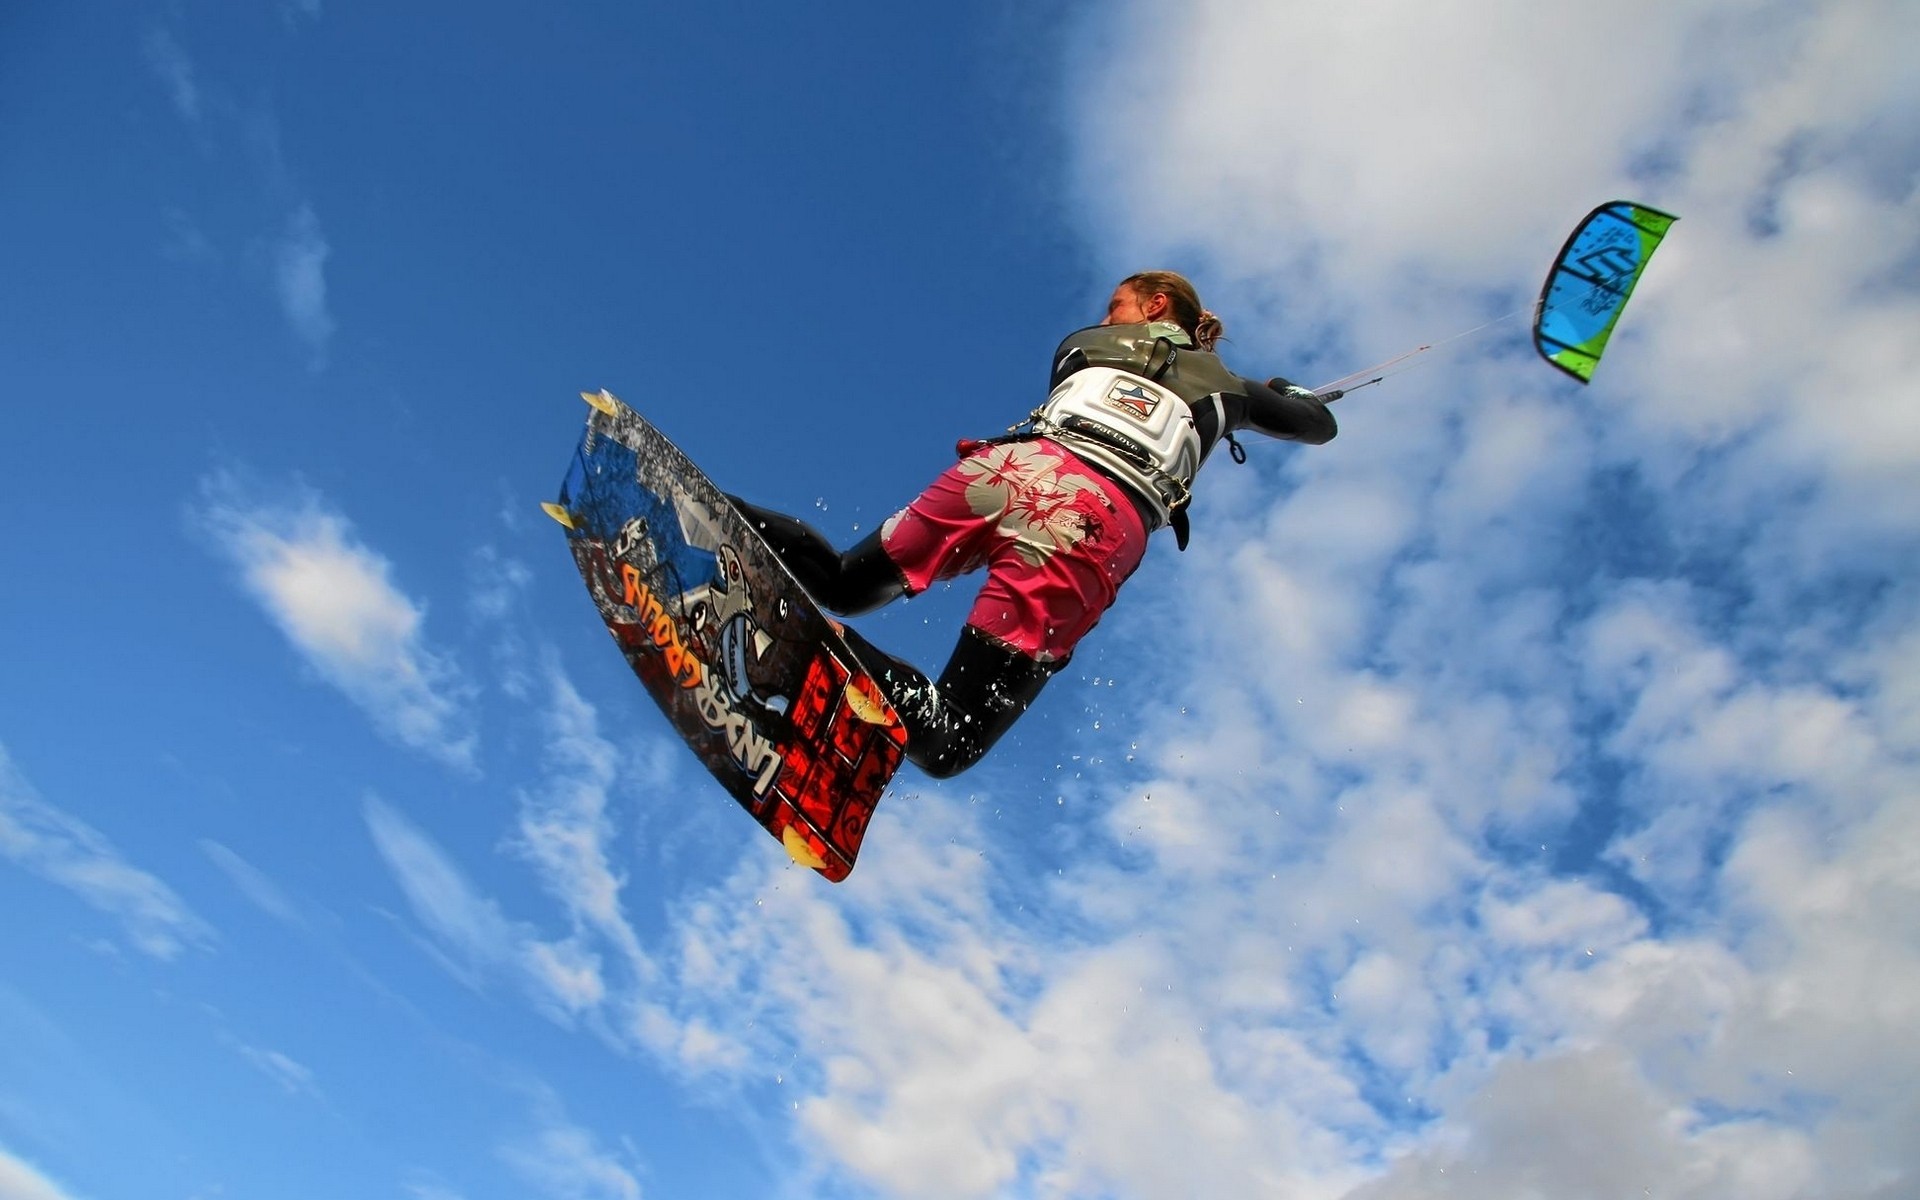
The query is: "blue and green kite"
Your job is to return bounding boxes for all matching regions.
[1534,201,1677,383]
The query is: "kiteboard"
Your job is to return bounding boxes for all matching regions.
[547,389,907,881]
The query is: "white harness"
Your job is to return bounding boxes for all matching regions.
[1027,366,1201,528]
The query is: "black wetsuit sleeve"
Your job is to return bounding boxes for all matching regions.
[1237,376,1337,445]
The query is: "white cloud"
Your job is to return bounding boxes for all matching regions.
[640,828,1385,1200]
[1343,1048,1818,1200]
[0,745,213,961]
[1008,2,1917,1196]
[497,1092,643,1200]
[196,475,479,771]
[0,1146,85,1200]
[273,204,335,369]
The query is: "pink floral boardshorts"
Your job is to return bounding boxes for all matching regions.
[880,438,1149,663]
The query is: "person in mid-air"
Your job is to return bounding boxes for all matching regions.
[731,271,1337,778]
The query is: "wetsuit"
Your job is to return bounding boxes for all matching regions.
[731,321,1336,778]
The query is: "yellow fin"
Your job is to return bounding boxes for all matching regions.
[843,680,890,726]
[781,825,827,870]
[580,388,619,415]
[540,502,575,529]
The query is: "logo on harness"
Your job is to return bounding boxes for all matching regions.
[1059,416,1154,469]
[1102,379,1160,421]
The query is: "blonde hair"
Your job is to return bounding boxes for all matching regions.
[1120,270,1224,351]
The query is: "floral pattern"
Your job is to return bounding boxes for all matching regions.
[956,441,1108,567]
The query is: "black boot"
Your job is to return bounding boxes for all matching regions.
[728,495,907,616]
[839,625,1059,779]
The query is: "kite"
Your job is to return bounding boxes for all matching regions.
[1533,201,1677,383]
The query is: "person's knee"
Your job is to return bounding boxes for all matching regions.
[827,532,908,615]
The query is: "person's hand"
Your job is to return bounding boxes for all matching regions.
[1269,378,1333,403]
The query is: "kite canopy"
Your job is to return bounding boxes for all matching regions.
[1534,201,1677,383]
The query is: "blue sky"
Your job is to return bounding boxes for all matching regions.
[4,2,1918,1199]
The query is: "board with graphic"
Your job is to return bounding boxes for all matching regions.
[548,390,906,881]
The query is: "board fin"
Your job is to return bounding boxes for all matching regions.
[781,825,828,869]
[540,502,576,529]
[843,679,893,726]
[581,388,620,415]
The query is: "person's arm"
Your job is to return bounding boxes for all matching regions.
[1239,376,1337,445]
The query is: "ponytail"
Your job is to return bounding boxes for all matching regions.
[1120,270,1226,351]
[1193,310,1224,352]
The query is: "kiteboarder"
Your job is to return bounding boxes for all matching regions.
[731,271,1337,778]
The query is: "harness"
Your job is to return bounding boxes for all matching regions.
[1029,366,1197,506]
[981,323,1249,550]
[984,365,1196,549]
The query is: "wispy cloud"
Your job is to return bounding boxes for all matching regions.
[469,545,537,699]
[199,839,303,926]
[160,208,216,263]
[360,663,672,1037]
[402,1176,469,1200]
[0,745,214,961]
[467,546,534,626]
[141,29,200,125]
[273,204,336,369]
[363,797,603,1020]
[509,669,653,990]
[498,1091,643,1200]
[142,25,340,370]
[195,475,479,771]
[231,1040,322,1100]
[0,1145,85,1200]
[357,785,656,1195]
[364,796,525,978]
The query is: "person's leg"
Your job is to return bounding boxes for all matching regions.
[833,439,1151,777]
[839,624,1059,779]
[729,496,908,615]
